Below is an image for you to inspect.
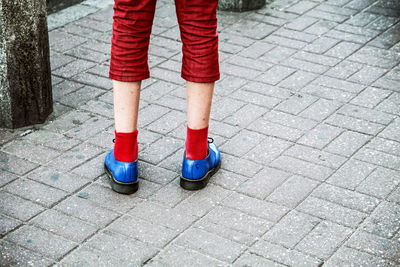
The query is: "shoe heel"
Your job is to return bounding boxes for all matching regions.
[104,164,139,195]
[180,161,221,191]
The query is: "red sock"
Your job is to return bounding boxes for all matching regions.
[185,125,209,160]
[113,130,138,162]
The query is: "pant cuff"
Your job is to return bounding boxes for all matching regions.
[181,73,220,83]
[109,72,150,82]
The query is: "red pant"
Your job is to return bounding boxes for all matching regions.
[109,0,220,83]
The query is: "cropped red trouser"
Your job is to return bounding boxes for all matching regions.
[109,0,220,83]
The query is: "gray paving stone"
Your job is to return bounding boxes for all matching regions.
[264,210,320,249]
[223,192,289,223]
[326,60,364,79]
[221,130,265,157]
[247,118,304,142]
[297,196,366,227]
[299,98,341,121]
[0,214,21,237]
[244,136,292,165]
[326,113,385,135]
[267,175,319,208]
[4,178,67,208]
[128,201,197,231]
[297,124,343,149]
[107,215,178,248]
[230,89,281,109]
[85,230,158,265]
[0,240,54,267]
[270,155,334,181]
[220,153,263,178]
[24,129,81,151]
[365,137,400,157]
[139,161,178,185]
[173,228,246,263]
[0,191,45,221]
[1,139,62,165]
[31,209,98,243]
[233,252,285,267]
[0,170,18,188]
[301,83,355,103]
[360,201,400,239]
[256,65,296,85]
[70,152,107,180]
[140,135,182,165]
[337,104,395,125]
[263,110,317,131]
[325,130,372,157]
[296,220,353,259]
[356,167,400,199]
[379,117,400,142]
[59,246,129,266]
[275,93,317,115]
[54,196,118,227]
[175,184,232,217]
[325,246,397,267]
[4,225,76,260]
[48,142,104,172]
[224,104,266,128]
[249,240,322,267]
[354,147,400,171]
[27,166,90,193]
[148,244,228,267]
[345,231,400,262]
[235,159,286,191]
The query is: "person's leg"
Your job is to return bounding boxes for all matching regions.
[175,0,221,190]
[105,0,156,194]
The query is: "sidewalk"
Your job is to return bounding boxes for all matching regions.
[1,0,399,265]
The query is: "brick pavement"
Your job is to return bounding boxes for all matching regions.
[1,0,400,266]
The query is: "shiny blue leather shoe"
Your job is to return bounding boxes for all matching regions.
[104,149,139,194]
[180,137,221,190]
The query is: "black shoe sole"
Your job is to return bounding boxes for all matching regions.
[104,164,139,195]
[180,160,221,191]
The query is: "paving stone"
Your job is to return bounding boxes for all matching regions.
[312,183,380,213]
[76,183,141,213]
[247,118,304,142]
[304,20,338,35]
[325,246,397,267]
[264,210,320,248]
[0,191,45,221]
[345,231,400,262]
[220,153,263,178]
[301,83,355,103]
[286,1,319,15]
[107,215,178,248]
[297,123,343,149]
[337,104,395,125]
[54,196,118,227]
[379,118,400,142]
[297,196,367,227]
[356,167,400,199]
[354,147,400,171]
[175,184,232,217]
[326,60,364,79]
[48,142,104,172]
[263,35,308,50]
[0,214,21,236]
[325,130,371,157]
[278,70,318,90]
[1,139,62,165]
[0,240,54,267]
[210,203,273,233]
[281,57,330,74]
[173,228,246,263]
[4,225,76,260]
[275,93,317,115]
[249,240,322,267]
[299,98,341,121]
[260,46,296,64]
[327,159,376,190]
[223,192,289,223]
[4,178,67,208]
[139,161,178,185]
[128,201,197,231]
[24,129,81,151]
[241,81,293,99]
[233,252,285,267]
[387,186,400,204]
[365,137,400,156]
[263,110,317,131]
[348,65,388,85]
[27,166,90,193]
[237,167,290,199]
[267,175,319,208]
[360,201,400,239]
[221,130,265,157]
[70,152,107,180]
[31,209,98,243]
[244,136,292,165]
[270,155,334,181]
[59,246,129,266]
[148,244,228,267]
[326,113,385,135]
[224,103,266,128]
[64,115,113,140]
[324,41,362,59]
[230,89,281,109]
[256,65,296,85]
[0,170,18,188]
[296,220,352,259]
[376,92,400,115]
[43,110,93,133]
[85,230,158,265]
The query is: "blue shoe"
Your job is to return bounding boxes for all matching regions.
[104,149,139,194]
[180,137,221,190]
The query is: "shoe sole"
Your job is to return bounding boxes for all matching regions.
[180,160,221,191]
[104,164,139,195]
